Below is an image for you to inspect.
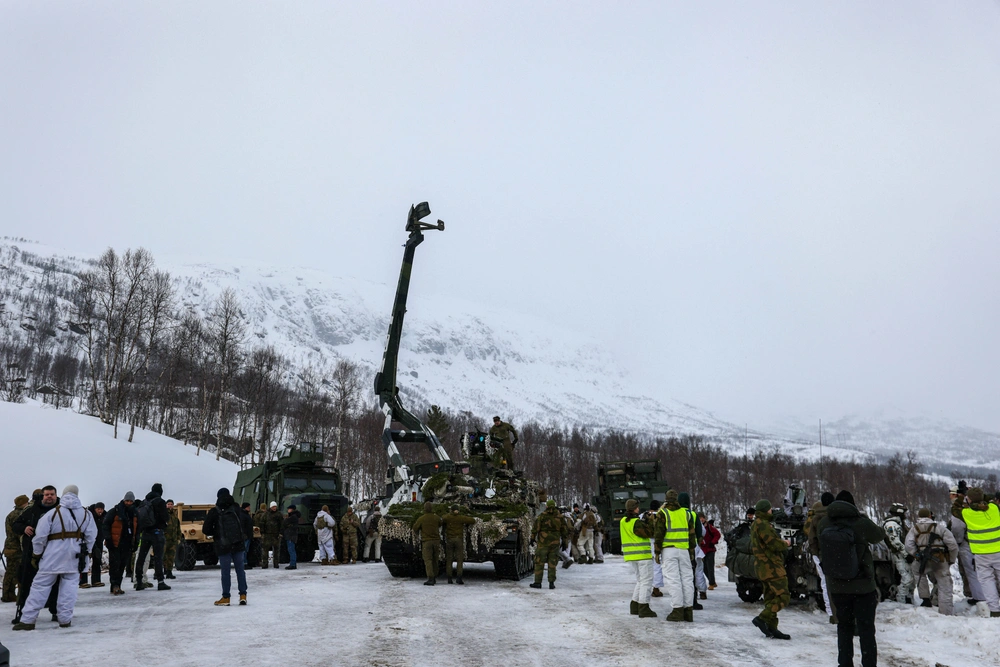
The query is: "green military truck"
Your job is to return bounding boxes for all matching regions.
[592,460,670,554]
[232,442,352,564]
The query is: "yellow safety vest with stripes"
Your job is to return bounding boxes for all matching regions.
[962,504,1000,555]
[619,516,652,561]
[659,506,689,550]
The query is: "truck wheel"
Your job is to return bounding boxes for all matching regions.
[176,542,197,571]
[203,552,219,567]
[296,546,315,564]
[736,577,763,603]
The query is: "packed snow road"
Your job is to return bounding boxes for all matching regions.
[3,556,997,666]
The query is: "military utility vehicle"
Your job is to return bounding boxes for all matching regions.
[173,503,261,570]
[592,460,670,554]
[232,442,351,564]
[371,203,540,580]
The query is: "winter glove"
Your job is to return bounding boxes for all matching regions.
[905,554,914,564]
[31,554,41,569]
[654,551,661,564]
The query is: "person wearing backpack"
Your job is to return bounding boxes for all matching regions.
[203,488,253,606]
[313,505,337,565]
[960,487,1000,617]
[749,499,791,640]
[817,490,885,667]
[904,507,958,615]
[134,483,170,592]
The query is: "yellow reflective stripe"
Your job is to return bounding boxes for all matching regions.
[962,505,1000,554]
[619,517,652,561]
[659,507,688,549]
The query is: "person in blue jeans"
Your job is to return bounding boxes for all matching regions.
[283,505,301,570]
[203,488,253,606]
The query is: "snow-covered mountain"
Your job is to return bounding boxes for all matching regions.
[2,238,997,473]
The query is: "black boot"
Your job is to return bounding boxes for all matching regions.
[529,582,542,589]
[423,578,435,586]
[549,582,555,589]
[920,598,932,607]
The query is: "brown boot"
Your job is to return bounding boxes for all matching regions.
[637,603,658,618]
[651,587,663,597]
[630,600,639,615]
[699,591,707,600]
[321,559,329,565]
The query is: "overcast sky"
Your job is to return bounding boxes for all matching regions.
[3,2,999,432]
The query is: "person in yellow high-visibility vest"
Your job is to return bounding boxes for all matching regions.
[961,487,1000,617]
[619,499,656,618]
[653,489,696,622]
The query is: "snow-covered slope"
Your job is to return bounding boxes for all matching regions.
[0,400,238,506]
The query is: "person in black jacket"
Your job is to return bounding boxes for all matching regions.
[134,483,170,591]
[11,487,59,624]
[283,505,301,570]
[80,502,106,588]
[817,490,885,667]
[203,488,253,606]
[103,493,137,595]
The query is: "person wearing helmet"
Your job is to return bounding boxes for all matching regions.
[881,503,914,604]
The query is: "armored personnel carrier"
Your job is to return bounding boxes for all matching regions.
[591,460,670,554]
[372,203,540,580]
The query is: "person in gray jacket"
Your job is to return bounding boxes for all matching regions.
[905,508,958,615]
[949,488,986,606]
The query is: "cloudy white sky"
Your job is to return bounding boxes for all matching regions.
[2,2,999,432]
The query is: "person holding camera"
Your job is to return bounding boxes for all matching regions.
[13,485,98,631]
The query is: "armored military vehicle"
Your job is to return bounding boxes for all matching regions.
[726,484,897,604]
[591,460,670,554]
[173,503,262,570]
[372,203,540,580]
[232,442,351,564]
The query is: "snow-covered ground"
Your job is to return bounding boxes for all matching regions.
[1,555,996,667]
[0,400,239,507]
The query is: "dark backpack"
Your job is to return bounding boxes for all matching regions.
[215,506,244,550]
[137,503,155,531]
[819,523,861,580]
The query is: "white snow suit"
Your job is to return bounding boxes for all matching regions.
[948,513,986,602]
[905,518,958,615]
[313,510,336,562]
[660,547,694,610]
[882,515,915,603]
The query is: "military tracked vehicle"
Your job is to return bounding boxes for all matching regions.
[372,203,540,580]
[591,460,669,554]
[232,442,351,564]
[726,484,897,605]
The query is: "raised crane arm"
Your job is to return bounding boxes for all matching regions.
[373,203,451,471]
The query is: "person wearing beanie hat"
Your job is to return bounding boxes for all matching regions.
[260,501,283,569]
[103,492,138,595]
[13,483,98,631]
[203,485,253,606]
[620,495,656,617]
[80,501,109,589]
[749,499,791,639]
[313,504,337,566]
[134,481,170,592]
[411,502,443,585]
[62,485,79,497]
[653,489,697,622]
[816,489,887,666]
[282,505,302,570]
[821,492,835,507]
[960,487,1000,616]
[904,504,958,615]
[441,504,476,584]
[530,495,568,590]
[880,503,914,606]
[2,495,31,602]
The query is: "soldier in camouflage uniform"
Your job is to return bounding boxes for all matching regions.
[162,500,181,579]
[750,499,791,640]
[3,495,29,602]
[441,504,476,584]
[489,416,519,470]
[261,502,283,569]
[530,499,568,589]
[412,502,443,585]
[340,506,361,564]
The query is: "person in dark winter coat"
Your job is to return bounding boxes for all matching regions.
[134,483,170,591]
[11,487,60,624]
[816,490,885,667]
[103,493,137,595]
[282,505,301,569]
[203,488,253,606]
[79,502,106,588]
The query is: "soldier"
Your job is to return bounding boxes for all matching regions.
[620,499,656,617]
[340,506,361,564]
[576,504,598,564]
[13,485,98,630]
[678,492,704,609]
[102,492,137,595]
[2,494,29,603]
[488,416,519,470]
[654,489,696,622]
[261,501,283,569]
[592,511,606,564]
[882,503,914,604]
[441,504,476,584]
[804,491,836,622]
[558,507,575,569]
[162,500,181,579]
[314,505,337,565]
[959,487,1000,617]
[530,499,567,589]
[363,505,382,563]
[749,499,791,639]
[905,507,958,614]
[411,502,442,586]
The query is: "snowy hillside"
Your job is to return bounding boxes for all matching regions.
[0,400,239,506]
[1,238,997,473]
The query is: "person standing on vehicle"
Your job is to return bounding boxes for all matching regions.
[411,502,443,586]
[749,499,791,639]
[103,492,137,595]
[13,485,98,630]
[262,501,283,569]
[489,416,519,470]
[79,502,106,589]
[134,483,170,591]
[804,491,837,622]
[283,505,301,570]
[654,489,696,622]
[203,488,252,606]
[441,504,476,584]
[340,506,361,564]
[363,505,382,563]
[817,490,885,667]
[314,505,337,565]
[960,487,1000,617]
[905,507,958,614]
[2,494,29,603]
[698,512,720,590]
[621,499,656,617]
